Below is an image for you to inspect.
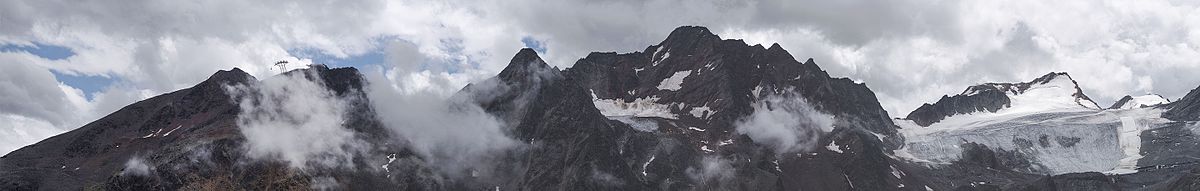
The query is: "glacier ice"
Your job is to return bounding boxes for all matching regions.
[897,107,1170,175]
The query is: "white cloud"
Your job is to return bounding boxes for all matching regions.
[0,52,148,155]
[226,70,365,169]
[0,114,63,154]
[364,66,519,177]
[736,93,835,154]
[121,156,155,176]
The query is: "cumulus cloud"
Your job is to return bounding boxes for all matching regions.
[226,70,365,169]
[0,52,149,155]
[364,66,519,177]
[0,114,62,154]
[736,93,835,154]
[364,41,518,176]
[0,53,80,127]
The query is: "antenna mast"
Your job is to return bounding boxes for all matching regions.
[274,60,289,71]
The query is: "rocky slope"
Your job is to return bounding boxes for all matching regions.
[1164,85,1200,121]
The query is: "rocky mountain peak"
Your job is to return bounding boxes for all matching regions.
[906,72,1100,127]
[498,48,559,83]
[204,68,253,84]
[658,26,721,48]
[1108,94,1170,109]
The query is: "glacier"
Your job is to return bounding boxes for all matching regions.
[897,106,1170,175]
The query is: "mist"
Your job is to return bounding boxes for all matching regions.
[225,70,365,169]
[364,68,520,177]
[735,93,835,154]
[121,156,154,176]
[686,156,735,185]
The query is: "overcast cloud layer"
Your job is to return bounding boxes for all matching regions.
[3,0,1200,155]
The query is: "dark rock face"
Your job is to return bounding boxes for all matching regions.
[906,87,1011,127]
[1109,95,1136,109]
[1164,85,1200,121]
[1012,172,1120,191]
[457,48,653,190]
[905,72,1098,127]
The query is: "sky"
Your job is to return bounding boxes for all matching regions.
[3,0,1200,155]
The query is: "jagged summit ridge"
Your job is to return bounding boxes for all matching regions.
[1108,94,1170,109]
[906,72,1101,127]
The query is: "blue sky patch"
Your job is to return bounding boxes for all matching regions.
[521,36,547,54]
[51,71,113,99]
[0,43,75,60]
[1,43,115,99]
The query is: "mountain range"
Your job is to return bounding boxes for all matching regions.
[4,26,1200,190]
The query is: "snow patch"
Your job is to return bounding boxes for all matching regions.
[642,155,656,177]
[382,153,397,172]
[651,47,671,67]
[772,160,782,172]
[890,165,904,179]
[656,70,692,91]
[718,139,734,146]
[688,126,706,132]
[162,125,183,137]
[689,105,712,119]
[826,140,843,153]
[141,129,158,138]
[591,90,679,119]
[751,85,764,98]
